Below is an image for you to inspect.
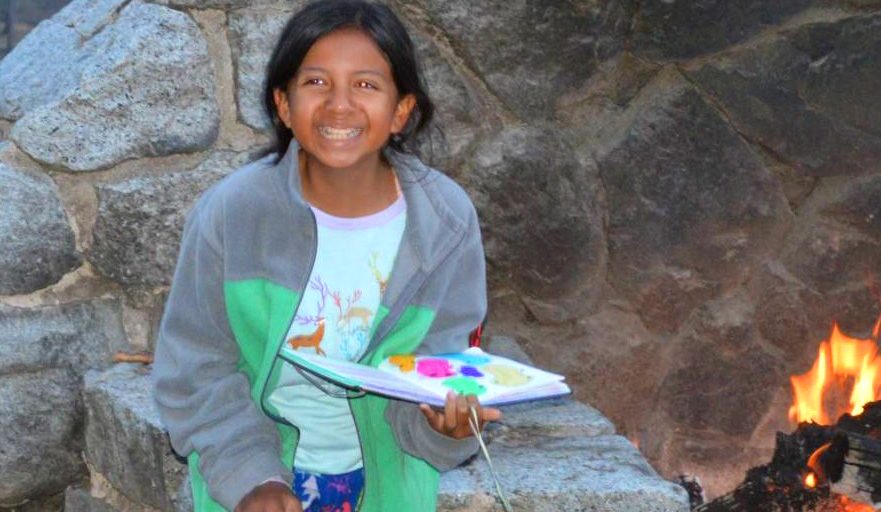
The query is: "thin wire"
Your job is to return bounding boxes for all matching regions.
[468,405,513,512]
[293,364,366,399]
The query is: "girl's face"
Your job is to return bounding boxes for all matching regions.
[274,28,416,174]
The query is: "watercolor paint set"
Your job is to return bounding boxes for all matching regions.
[278,346,570,407]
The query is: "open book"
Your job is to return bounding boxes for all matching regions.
[278,345,571,407]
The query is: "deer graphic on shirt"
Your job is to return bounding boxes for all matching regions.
[332,290,371,330]
[368,252,389,296]
[289,277,329,355]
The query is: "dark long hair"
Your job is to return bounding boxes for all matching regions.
[263,0,434,156]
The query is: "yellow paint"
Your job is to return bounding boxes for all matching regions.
[483,364,530,387]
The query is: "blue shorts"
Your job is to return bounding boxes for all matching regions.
[292,467,364,512]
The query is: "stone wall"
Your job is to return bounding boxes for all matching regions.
[1,0,880,506]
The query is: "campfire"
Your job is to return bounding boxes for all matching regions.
[694,318,881,511]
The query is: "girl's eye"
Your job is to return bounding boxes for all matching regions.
[303,78,325,86]
[356,80,377,90]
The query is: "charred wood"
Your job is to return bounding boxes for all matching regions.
[694,401,881,511]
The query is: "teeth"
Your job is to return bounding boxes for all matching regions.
[319,127,362,140]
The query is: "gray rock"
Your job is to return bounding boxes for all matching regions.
[496,398,615,438]
[0,18,83,121]
[465,124,606,323]
[780,175,881,334]
[83,364,186,511]
[660,331,782,437]
[596,68,792,333]
[229,5,306,130]
[544,304,665,444]
[0,369,85,505]
[437,468,484,511]
[753,261,826,367]
[8,2,219,171]
[64,487,116,512]
[440,434,689,511]
[148,0,278,7]
[409,0,628,119]
[685,13,881,177]
[88,151,254,286]
[174,476,192,512]
[631,0,814,59]
[484,335,532,365]
[0,150,80,294]
[54,0,131,39]
[0,299,127,375]
[405,23,482,174]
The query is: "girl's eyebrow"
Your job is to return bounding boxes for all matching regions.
[298,66,388,78]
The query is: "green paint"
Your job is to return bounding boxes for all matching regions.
[442,377,487,396]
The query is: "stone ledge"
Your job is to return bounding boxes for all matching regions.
[78,354,686,511]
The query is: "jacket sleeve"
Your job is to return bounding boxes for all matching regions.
[152,199,291,510]
[384,204,487,471]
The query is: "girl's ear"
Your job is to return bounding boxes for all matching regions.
[273,88,292,129]
[391,93,417,134]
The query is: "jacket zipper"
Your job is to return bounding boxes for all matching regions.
[258,207,318,431]
[258,205,371,510]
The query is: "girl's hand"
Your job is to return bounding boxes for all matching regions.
[234,481,303,512]
[419,391,502,439]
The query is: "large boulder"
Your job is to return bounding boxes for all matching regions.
[0,298,128,504]
[228,5,306,130]
[2,0,219,171]
[405,22,484,175]
[0,299,128,375]
[779,175,881,334]
[631,0,815,59]
[83,364,186,511]
[0,144,79,295]
[406,0,629,120]
[685,13,881,178]
[0,368,84,506]
[595,67,793,333]
[88,151,255,287]
[464,124,606,323]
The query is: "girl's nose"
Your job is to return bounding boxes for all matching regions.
[325,86,354,112]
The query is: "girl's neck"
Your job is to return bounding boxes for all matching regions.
[298,150,399,218]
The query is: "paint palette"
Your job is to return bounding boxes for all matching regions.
[376,348,570,406]
[280,346,570,407]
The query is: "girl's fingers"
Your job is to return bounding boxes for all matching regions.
[481,406,502,422]
[444,391,458,432]
[419,403,441,431]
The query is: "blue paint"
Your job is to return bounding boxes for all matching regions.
[436,353,491,366]
[460,365,483,377]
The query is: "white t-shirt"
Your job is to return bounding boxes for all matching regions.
[268,194,406,474]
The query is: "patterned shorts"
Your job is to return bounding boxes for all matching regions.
[292,467,365,512]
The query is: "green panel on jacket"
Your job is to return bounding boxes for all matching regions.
[185,279,302,511]
[355,304,440,511]
[188,278,441,511]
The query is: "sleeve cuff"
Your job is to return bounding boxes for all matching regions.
[208,451,292,510]
[413,415,480,471]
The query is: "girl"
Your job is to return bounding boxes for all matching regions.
[152,1,500,511]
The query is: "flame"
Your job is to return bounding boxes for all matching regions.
[789,321,881,425]
[839,496,875,512]
[804,472,817,488]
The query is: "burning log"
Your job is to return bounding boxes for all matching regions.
[811,404,881,509]
[695,401,881,511]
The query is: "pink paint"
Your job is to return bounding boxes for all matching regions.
[416,358,455,378]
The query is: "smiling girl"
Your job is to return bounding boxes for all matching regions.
[152,1,499,511]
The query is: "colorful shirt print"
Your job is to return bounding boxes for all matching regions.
[268,195,406,474]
